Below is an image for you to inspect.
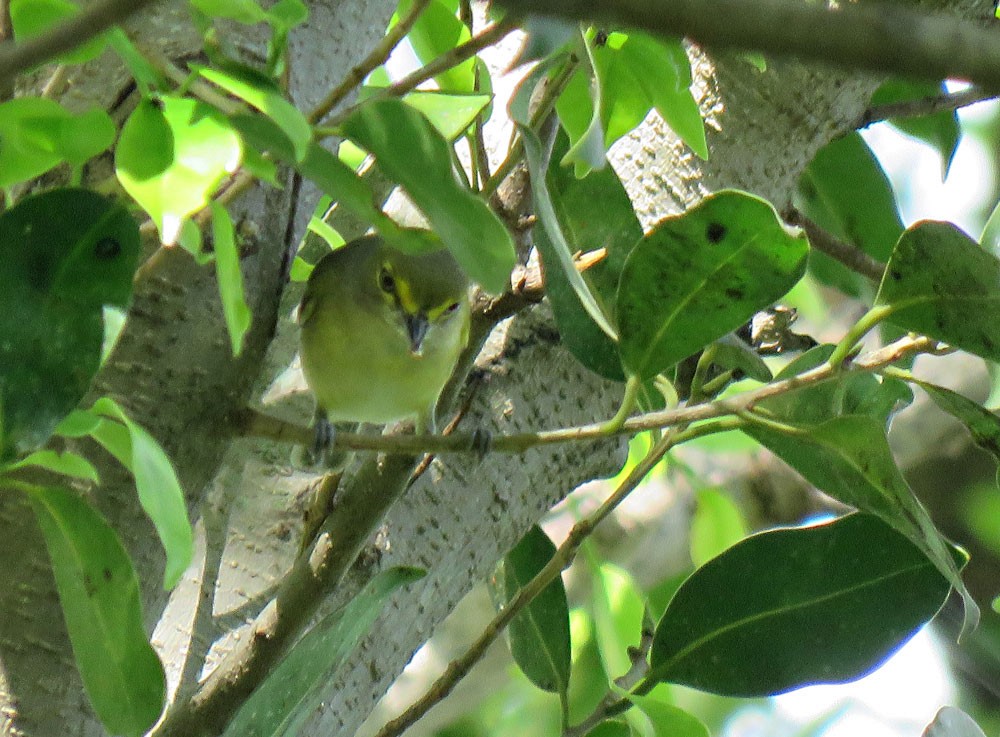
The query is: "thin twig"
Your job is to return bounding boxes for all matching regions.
[237,334,938,455]
[784,206,886,283]
[371,418,728,737]
[0,0,161,86]
[323,18,519,128]
[859,85,998,128]
[308,0,433,124]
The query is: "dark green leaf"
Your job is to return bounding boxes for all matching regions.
[500,526,571,695]
[915,380,1000,475]
[117,96,242,245]
[617,191,808,380]
[92,399,193,590]
[514,16,576,66]
[870,80,960,178]
[763,344,911,427]
[746,415,977,635]
[648,513,954,696]
[0,189,140,460]
[342,98,515,293]
[795,133,901,296]
[534,130,643,379]
[26,485,165,736]
[222,567,424,737]
[511,63,618,341]
[922,706,988,737]
[876,221,1000,363]
[210,203,252,356]
[710,334,772,383]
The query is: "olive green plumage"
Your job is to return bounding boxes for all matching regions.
[298,235,470,436]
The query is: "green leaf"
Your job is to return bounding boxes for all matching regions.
[555,58,607,176]
[540,128,642,381]
[209,203,252,356]
[189,0,269,24]
[0,98,115,187]
[396,0,474,93]
[10,0,108,63]
[341,98,515,293]
[106,29,166,95]
[616,191,808,380]
[591,562,645,679]
[746,415,978,635]
[499,526,571,696]
[605,32,706,159]
[709,334,773,383]
[648,513,955,696]
[54,409,102,438]
[58,107,116,166]
[91,399,193,590]
[222,567,424,737]
[762,343,911,426]
[876,221,1000,363]
[196,65,311,161]
[511,64,619,343]
[0,189,140,460]
[914,380,1000,478]
[623,692,708,737]
[514,16,576,66]
[795,133,901,296]
[402,90,492,141]
[117,96,242,245]
[26,485,165,736]
[7,449,100,483]
[923,706,989,737]
[584,721,631,737]
[690,488,747,567]
[870,80,960,178]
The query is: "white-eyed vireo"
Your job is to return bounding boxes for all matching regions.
[298,235,471,452]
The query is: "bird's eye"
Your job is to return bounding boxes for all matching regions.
[444,301,460,315]
[378,267,396,293]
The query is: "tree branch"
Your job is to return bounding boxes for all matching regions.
[494,0,1000,89]
[0,0,162,87]
[859,85,998,127]
[784,207,887,283]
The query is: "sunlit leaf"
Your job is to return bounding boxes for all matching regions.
[923,706,989,737]
[91,399,193,590]
[10,0,108,63]
[117,97,242,245]
[7,449,99,483]
[209,203,252,356]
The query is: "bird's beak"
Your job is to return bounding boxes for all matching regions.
[405,313,430,355]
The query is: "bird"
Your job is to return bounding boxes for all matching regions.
[298,234,471,462]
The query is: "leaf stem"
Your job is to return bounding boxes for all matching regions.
[826,304,895,369]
